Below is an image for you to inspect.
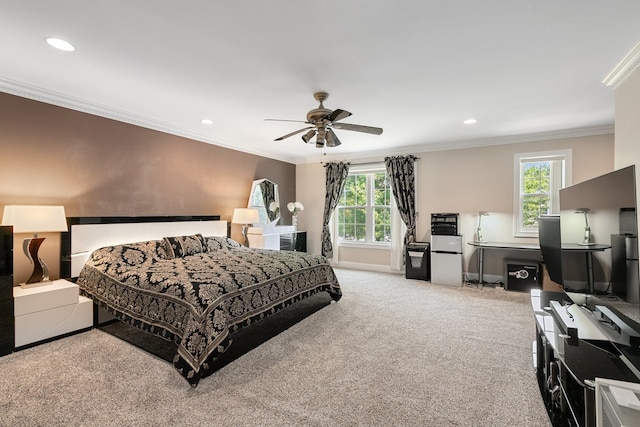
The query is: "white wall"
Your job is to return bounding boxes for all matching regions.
[614,63,640,169]
[613,59,640,295]
[297,134,614,279]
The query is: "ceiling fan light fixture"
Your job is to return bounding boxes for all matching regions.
[301,129,316,143]
[325,128,341,147]
[316,128,326,146]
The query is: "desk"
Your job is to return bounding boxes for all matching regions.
[468,241,610,292]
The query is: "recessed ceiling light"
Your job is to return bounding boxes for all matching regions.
[200,119,213,125]
[463,119,478,125]
[45,37,75,52]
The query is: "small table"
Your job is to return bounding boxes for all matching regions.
[468,241,611,292]
[468,241,540,288]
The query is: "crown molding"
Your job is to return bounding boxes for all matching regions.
[1,77,614,166]
[0,77,298,164]
[306,125,614,165]
[603,40,640,88]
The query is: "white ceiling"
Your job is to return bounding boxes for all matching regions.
[1,1,640,164]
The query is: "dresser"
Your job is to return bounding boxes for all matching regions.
[0,226,14,356]
[247,226,307,252]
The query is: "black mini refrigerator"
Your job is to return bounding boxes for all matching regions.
[406,242,430,280]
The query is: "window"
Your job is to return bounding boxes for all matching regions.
[514,150,572,237]
[337,168,391,244]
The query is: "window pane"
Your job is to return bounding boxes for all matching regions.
[354,175,367,206]
[340,175,366,207]
[515,150,570,237]
[522,195,550,227]
[522,162,551,195]
[337,170,392,244]
[338,207,355,240]
[374,225,391,242]
[374,207,391,242]
[373,173,389,206]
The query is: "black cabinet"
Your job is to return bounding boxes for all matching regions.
[0,226,14,356]
[280,231,306,252]
[533,291,640,426]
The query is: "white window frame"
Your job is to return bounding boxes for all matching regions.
[336,164,392,248]
[513,149,572,238]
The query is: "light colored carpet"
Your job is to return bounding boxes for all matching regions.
[0,269,550,426]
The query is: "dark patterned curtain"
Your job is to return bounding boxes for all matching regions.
[260,180,278,222]
[385,155,418,245]
[321,162,350,258]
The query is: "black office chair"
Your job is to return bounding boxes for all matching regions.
[538,215,564,287]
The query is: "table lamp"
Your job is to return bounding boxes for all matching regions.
[1,205,68,286]
[476,211,490,243]
[232,208,259,246]
[574,208,591,245]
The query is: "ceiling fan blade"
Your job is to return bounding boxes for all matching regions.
[331,122,383,135]
[274,126,314,141]
[328,109,352,123]
[265,118,310,123]
[325,128,342,147]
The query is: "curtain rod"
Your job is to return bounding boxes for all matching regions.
[322,156,420,166]
[349,156,420,166]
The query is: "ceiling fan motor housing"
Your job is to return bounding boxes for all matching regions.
[307,92,332,124]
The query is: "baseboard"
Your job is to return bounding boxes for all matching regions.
[465,272,503,285]
[333,261,402,274]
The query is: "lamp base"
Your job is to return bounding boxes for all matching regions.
[19,280,54,289]
[23,236,50,284]
[242,224,250,247]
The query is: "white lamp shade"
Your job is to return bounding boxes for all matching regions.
[232,208,259,225]
[1,205,68,233]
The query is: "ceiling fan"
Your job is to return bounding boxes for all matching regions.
[266,92,383,148]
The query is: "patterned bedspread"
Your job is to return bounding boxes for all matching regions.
[76,235,341,386]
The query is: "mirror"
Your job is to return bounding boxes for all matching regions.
[248,179,280,226]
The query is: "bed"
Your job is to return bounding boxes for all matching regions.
[64,216,342,387]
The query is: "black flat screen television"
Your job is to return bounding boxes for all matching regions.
[547,165,639,325]
[538,166,640,409]
[560,165,637,297]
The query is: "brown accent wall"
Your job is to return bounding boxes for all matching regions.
[0,92,295,282]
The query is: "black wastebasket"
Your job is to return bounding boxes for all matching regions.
[406,242,430,280]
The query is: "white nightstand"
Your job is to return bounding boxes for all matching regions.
[13,279,93,348]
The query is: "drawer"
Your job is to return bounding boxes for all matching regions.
[14,280,79,316]
[15,296,92,348]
